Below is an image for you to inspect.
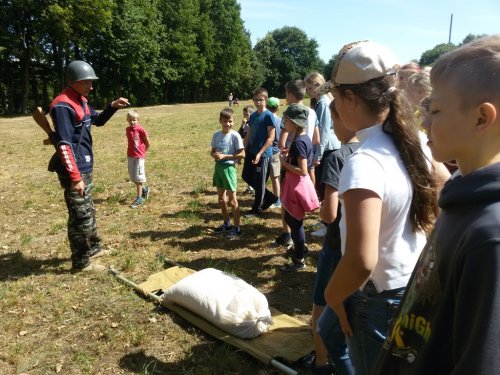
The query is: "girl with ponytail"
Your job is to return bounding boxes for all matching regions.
[321,41,439,375]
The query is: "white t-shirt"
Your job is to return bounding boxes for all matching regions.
[306,109,318,142]
[211,130,244,165]
[338,124,427,292]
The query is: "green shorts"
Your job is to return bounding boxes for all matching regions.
[213,163,237,192]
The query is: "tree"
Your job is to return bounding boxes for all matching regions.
[419,43,456,67]
[323,54,338,82]
[254,26,323,97]
[460,33,487,45]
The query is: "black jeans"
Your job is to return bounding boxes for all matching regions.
[242,153,277,212]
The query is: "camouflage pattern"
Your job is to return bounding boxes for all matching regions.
[58,172,101,269]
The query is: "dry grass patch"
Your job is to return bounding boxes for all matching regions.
[0,100,322,374]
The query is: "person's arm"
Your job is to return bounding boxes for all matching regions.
[314,101,330,162]
[278,127,289,150]
[144,135,150,150]
[281,155,308,176]
[325,188,382,336]
[243,126,252,148]
[312,125,320,146]
[51,105,84,194]
[92,97,130,126]
[320,185,339,224]
[210,147,218,160]
[253,125,275,164]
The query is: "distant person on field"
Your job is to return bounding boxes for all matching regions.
[210,108,245,239]
[49,60,129,272]
[232,97,240,106]
[267,97,282,208]
[228,92,233,107]
[374,35,500,375]
[126,109,151,208]
[242,87,278,218]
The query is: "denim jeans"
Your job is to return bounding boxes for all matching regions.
[317,306,353,375]
[345,282,404,375]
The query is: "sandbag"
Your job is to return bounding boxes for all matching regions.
[163,268,272,339]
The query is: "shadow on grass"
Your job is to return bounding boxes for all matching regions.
[118,342,265,374]
[0,251,68,280]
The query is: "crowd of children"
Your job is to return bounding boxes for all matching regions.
[57,35,500,375]
[207,35,500,375]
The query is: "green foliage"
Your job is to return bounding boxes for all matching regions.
[419,43,456,67]
[0,0,490,113]
[460,33,488,45]
[323,53,338,82]
[254,26,324,97]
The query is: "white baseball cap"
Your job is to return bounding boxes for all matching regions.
[333,40,400,85]
[316,41,400,96]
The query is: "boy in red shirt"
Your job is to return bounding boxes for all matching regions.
[126,110,150,208]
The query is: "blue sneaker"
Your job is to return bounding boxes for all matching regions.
[212,224,233,234]
[225,227,242,240]
[130,197,144,208]
[142,186,150,200]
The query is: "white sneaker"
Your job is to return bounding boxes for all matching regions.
[311,223,327,237]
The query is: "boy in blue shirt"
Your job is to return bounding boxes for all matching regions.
[211,108,245,239]
[242,87,278,217]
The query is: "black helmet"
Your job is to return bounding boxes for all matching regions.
[66,60,99,82]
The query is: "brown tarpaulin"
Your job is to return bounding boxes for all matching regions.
[136,266,314,365]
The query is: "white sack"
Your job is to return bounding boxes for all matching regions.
[163,268,272,339]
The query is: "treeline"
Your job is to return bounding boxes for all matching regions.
[0,0,325,114]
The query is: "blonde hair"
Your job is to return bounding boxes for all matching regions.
[304,71,333,100]
[431,35,500,109]
[127,109,139,119]
[407,71,432,98]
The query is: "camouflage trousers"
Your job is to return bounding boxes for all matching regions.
[59,172,101,269]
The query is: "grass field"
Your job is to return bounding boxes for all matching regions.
[0,100,323,375]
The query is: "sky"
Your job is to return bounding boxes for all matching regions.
[237,0,500,64]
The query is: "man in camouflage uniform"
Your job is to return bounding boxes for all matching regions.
[50,60,129,271]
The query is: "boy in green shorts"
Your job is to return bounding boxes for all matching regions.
[211,108,245,239]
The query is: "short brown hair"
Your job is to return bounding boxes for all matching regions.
[252,87,268,99]
[431,35,500,109]
[220,107,234,120]
[285,80,306,101]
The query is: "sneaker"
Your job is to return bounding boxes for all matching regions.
[270,199,282,209]
[212,224,233,234]
[244,210,260,219]
[89,248,112,259]
[311,223,327,237]
[142,186,150,200]
[244,186,255,195]
[225,228,242,240]
[280,260,306,272]
[72,263,106,273]
[270,233,293,248]
[130,197,144,208]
